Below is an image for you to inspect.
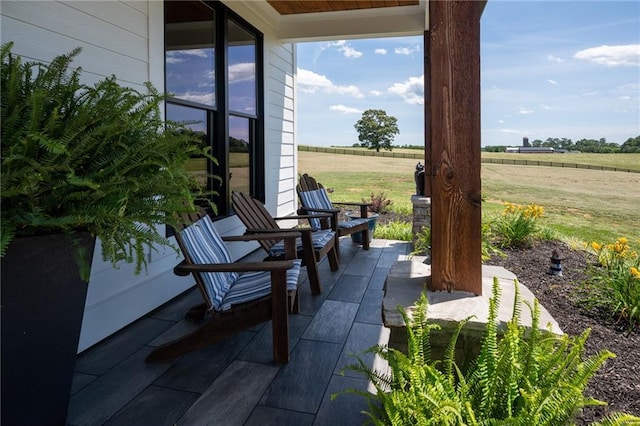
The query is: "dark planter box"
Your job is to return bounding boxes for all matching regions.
[347,213,379,244]
[1,232,94,426]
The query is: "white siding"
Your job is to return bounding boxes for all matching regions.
[265,39,297,217]
[1,0,297,352]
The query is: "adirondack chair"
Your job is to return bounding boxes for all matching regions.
[296,173,371,257]
[231,191,339,295]
[146,209,301,364]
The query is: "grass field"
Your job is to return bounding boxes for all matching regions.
[298,150,640,245]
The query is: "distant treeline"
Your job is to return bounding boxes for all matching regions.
[484,135,640,153]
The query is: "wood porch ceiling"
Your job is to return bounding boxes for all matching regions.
[267,1,419,15]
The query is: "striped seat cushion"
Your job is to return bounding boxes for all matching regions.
[268,229,335,257]
[221,259,301,311]
[298,189,333,229]
[179,215,238,311]
[338,218,369,229]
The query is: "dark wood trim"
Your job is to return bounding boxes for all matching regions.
[423,29,431,197]
[428,0,485,295]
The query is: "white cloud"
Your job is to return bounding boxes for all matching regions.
[546,79,559,86]
[517,107,534,114]
[395,45,421,55]
[175,92,215,105]
[375,48,387,55]
[501,129,522,134]
[328,40,363,58]
[297,68,364,98]
[573,44,640,67]
[329,105,362,114]
[329,84,363,97]
[540,104,552,110]
[228,63,255,84]
[547,54,564,63]
[369,90,384,96]
[166,49,210,64]
[387,75,424,105]
[498,119,505,124]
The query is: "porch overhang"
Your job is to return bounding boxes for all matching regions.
[223,0,428,42]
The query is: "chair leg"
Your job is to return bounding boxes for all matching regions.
[290,290,300,314]
[362,228,370,250]
[328,243,339,271]
[270,270,289,363]
[334,233,341,259]
[300,232,322,294]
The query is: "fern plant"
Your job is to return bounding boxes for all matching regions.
[340,278,638,425]
[1,42,215,279]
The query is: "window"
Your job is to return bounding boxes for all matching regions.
[164,1,263,216]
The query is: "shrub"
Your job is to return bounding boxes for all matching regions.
[491,202,545,248]
[577,237,640,328]
[363,192,393,214]
[339,278,637,425]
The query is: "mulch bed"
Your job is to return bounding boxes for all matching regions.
[350,209,638,422]
[486,240,640,424]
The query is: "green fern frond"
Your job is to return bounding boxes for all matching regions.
[339,278,632,425]
[592,412,640,426]
[2,43,217,277]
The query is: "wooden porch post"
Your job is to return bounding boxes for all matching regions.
[425,0,486,295]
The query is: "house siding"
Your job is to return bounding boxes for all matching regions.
[1,1,298,351]
[265,40,297,217]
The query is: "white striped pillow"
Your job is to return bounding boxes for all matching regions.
[180,215,238,311]
[298,189,333,229]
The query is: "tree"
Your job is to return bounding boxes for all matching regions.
[621,135,640,153]
[354,109,399,152]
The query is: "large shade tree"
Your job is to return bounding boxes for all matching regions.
[354,109,400,152]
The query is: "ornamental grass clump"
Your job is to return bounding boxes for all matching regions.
[339,278,639,425]
[578,237,640,328]
[492,202,545,248]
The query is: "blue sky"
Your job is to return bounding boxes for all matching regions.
[296,1,640,148]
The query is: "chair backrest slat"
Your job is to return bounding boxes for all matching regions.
[232,191,281,252]
[298,173,325,192]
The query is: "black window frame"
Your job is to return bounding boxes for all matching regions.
[164,0,264,217]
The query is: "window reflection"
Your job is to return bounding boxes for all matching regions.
[164,1,263,215]
[165,1,215,107]
[228,19,256,115]
[229,115,250,196]
[166,103,209,193]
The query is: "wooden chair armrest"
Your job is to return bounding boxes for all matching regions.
[297,206,340,214]
[222,231,300,242]
[175,259,296,275]
[331,201,372,207]
[273,213,332,221]
[245,228,321,239]
[224,231,298,259]
[295,207,339,231]
[331,202,371,218]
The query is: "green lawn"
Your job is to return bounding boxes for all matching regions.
[299,150,640,245]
